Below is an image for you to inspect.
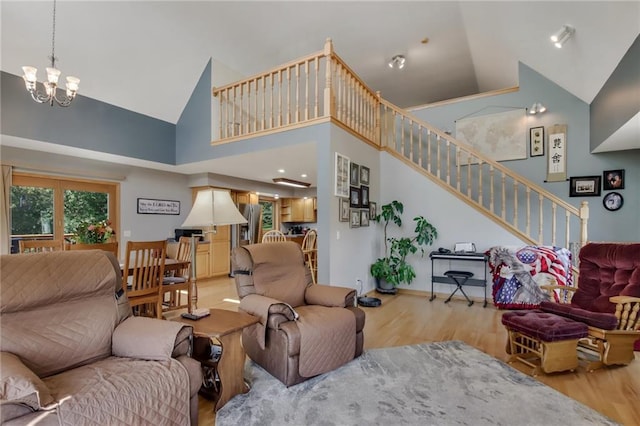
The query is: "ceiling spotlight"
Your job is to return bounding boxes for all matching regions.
[272,178,311,188]
[301,174,308,178]
[550,25,575,48]
[388,55,406,70]
[277,169,285,173]
[529,102,547,115]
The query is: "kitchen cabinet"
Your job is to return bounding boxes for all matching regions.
[236,192,258,205]
[281,197,316,223]
[303,198,316,222]
[195,243,210,280]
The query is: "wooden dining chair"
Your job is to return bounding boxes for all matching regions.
[18,239,64,253]
[122,240,167,319]
[66,241,119,257]
[301,229,318,284]
[162,236,192,313]
[262,230,286,243]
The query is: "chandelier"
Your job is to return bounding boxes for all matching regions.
[22,0,80,107]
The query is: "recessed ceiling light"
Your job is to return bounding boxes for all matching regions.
[277,169,285,174]
[301,174,308,178]
[273,177,311,188]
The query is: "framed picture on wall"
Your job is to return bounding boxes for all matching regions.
[350,209,361,228]
[360,210,370,227]
[360,185,369,207]
[360,166,370,185]
[350,163,360,186]
[339,198,350,222]
[349,186,361,208]
[369,202,377,220]
[603,169,624,190]
[529,126,544,157]
[334,152,350,197]
[569,176,601,197]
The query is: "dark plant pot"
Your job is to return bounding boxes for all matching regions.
[375,278,398,295]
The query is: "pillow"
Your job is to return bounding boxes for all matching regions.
[0,352,55,422]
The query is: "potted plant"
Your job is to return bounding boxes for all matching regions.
[370,201,437,293]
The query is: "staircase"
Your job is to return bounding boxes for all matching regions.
[211,39,589,249]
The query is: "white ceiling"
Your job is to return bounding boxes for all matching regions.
[1,1,639,183]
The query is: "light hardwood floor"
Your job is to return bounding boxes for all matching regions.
[178,277,640,426]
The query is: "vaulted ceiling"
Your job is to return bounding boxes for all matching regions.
[3,1,638,125]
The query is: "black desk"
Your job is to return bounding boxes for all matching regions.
[429,251,489,307]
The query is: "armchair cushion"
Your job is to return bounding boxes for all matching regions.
[305,284,356,307]
[1,352,54,422]
[573,243,640,313]
[112,316,191,361]
[540,300,618,330]
[242,243,308,307]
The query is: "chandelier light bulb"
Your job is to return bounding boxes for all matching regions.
[46,67,61,84]
[22,66,38,82]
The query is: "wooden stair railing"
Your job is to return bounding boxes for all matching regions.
[211,38,589,249]
[378,98,588,248]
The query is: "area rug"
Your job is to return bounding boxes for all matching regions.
[216,340,617,425]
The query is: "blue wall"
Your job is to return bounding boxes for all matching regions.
[1,71,176,164]
[176,59,212,164]
[411,63,640,242]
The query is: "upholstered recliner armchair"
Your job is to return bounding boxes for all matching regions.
[232,242,365,387]
[0,251,202,425]
[540,242,640,370]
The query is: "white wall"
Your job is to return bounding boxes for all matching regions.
[380,152,527,299]
[325,126,381,295]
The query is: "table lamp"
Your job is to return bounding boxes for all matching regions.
[181,189,247,313]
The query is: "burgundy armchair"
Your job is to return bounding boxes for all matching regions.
[540,242,640,370]
[232,242,365,386]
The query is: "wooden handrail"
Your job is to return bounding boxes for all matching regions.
[378,98,580,216]
[212,50,324,97]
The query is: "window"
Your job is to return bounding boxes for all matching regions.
[259,200,274,231]
[10,174,118,253]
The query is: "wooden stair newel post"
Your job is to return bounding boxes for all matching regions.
[323,38,335,118]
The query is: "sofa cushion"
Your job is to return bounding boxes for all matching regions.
[502,310,588,342]
[573,243,640,313]
[540,301,619,330]
[42,356,190,425]
[0,352,54,422]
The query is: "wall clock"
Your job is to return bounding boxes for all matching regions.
[603,192,623,212]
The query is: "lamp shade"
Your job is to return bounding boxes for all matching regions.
[182,189,247,227]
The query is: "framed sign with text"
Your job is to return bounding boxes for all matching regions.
[137,198,180,215]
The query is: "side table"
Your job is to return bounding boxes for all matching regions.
[174,308,259,411]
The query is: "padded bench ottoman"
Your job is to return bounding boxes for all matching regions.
[502,310,588,375]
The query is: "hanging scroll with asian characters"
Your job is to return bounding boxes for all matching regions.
[546,124,567,182]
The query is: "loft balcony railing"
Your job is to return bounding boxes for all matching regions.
[212,39,589,249]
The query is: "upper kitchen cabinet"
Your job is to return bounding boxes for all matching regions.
[281,197,316,223]
[236,191,259,205]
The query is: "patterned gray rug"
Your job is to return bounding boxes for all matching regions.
[216,340,617,425]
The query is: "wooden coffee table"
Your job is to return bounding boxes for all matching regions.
[174,308,259,411]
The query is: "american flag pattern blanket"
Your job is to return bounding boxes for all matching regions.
[488,245,573,309]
